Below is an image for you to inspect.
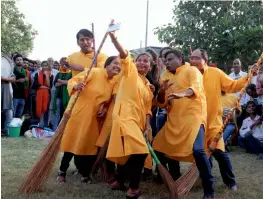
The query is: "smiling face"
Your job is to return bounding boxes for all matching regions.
[136,54,151,76]
[78,34,93,54]
[106,58,121,78]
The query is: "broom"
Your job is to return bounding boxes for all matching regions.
[145,140,178,199]
[19,21,114,194]
[174,53,263,197]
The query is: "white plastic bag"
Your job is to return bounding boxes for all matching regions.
[9,118,23,127]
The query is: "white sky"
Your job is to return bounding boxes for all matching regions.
[17,0,175,61]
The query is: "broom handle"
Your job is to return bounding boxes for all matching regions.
[92,23,97,67]
[145,138,161,165]
[66,22,113,112]
[208,53,263,153]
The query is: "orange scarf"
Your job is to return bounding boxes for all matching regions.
[36,70,50,118]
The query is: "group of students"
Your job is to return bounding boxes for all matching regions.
[48,24,263,199]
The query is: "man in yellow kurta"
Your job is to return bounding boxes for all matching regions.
[190,49,254,197]
[59,56,120,183]
[152,50,215,199]
[66,29,108,77]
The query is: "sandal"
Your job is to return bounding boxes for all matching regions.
[126,191,144,199]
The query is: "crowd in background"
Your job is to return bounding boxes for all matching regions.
[1,49,263,160]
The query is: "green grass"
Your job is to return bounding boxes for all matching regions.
[1,138,263,199]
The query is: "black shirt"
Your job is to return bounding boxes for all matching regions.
[12,67,26,99]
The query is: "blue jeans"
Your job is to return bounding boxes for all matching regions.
[193,125,215,197]
[52,98,62,131]
[13,98,25,118]
[238,134,263,155]
[2,109,13,131]
[40,111,49,127]
[156,109,167,132]
[223,123,235,143]
[211,150,236,188]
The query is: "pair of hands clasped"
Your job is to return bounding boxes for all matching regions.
[160,79,185,100]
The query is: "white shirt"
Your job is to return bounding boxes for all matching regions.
[229,71,248,105]
[252,121,263,141]
[239,115,260,137]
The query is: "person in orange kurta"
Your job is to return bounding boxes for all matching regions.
[106,30,153,198]
[190,49,257,197]
[152,50,215,199]
[59,56,121,183]
[66,29,108,77]
[32,61,53,127]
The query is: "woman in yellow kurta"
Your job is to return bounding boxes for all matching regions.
[59,56,121,183]
[106,30,153,198]
[190,49,256,196]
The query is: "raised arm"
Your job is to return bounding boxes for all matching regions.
[220,70,247,93]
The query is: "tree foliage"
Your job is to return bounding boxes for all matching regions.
[155,0,263,72]
[1,0,37,57]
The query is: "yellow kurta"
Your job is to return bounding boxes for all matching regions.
[202,65,247,151]
[221,93,241,110]
[96,79,121,148]
[60,68,117,155]
[67,51,108,77]
[106,55,153,165]
[153,64,207,162]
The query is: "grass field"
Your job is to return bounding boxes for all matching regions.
[1,137,263,199]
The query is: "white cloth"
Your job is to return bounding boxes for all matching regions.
[251,75,257,85]
[252,122,263,141]
[239,115,260,137]
[229,71,248,105]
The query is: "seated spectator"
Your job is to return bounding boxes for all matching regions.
[32,61,54,127]
[221,91,241,145]
[238,101,262,155]
[256,61,263,105]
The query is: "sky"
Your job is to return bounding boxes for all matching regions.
[17,0,175,61]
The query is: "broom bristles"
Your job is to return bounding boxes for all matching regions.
[19,112,71,193]
[157,164,178,199]
[91,134,110,178]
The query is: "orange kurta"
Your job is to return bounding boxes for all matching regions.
[202,65,247,151]
[67,51,108,77]
[153,64,207,162]
[60,68,117,155]
[106,55,153,165]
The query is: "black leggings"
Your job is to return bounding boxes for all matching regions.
[154,151,181,180]
[74,155,97,178]
[59,152,78,173]
[105,159,116,174]
[116,154,147,189]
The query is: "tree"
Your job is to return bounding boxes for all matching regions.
[1,0,37,57]
[154,0,263,72]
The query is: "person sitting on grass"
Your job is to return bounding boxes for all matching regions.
[238,101,261,155]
